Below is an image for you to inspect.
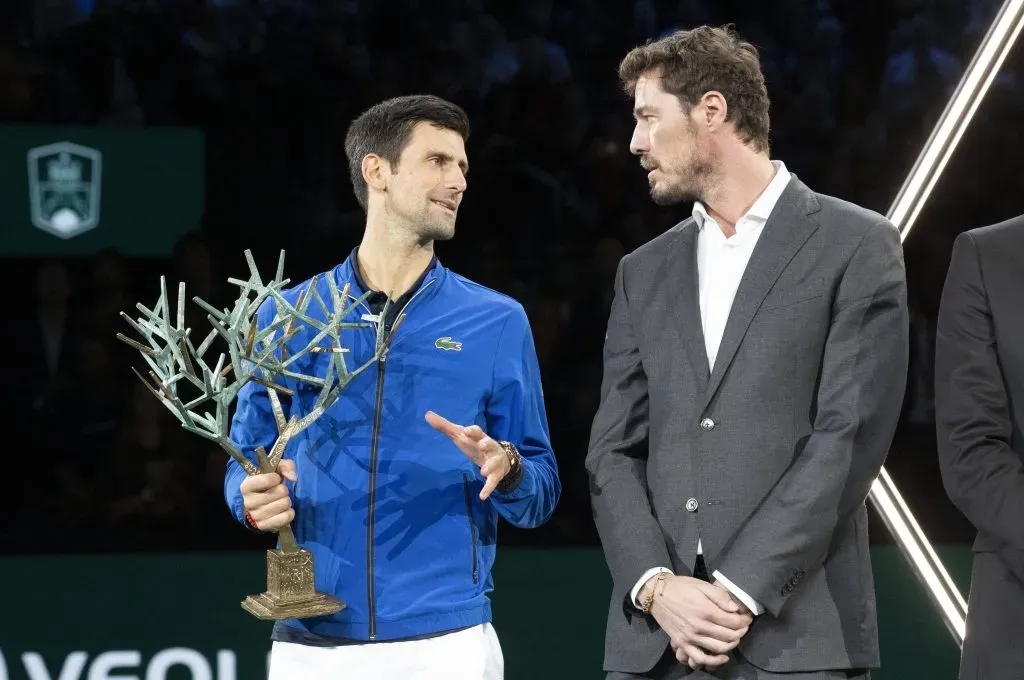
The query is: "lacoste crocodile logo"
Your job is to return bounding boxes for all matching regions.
[435,337,463,351]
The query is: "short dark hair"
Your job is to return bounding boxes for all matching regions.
[618,25,771,153]
[344,95,471,210]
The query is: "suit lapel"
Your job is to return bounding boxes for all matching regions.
[669,222,711,386]
[700,178,821,412]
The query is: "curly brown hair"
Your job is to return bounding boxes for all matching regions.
[619,25,771,153]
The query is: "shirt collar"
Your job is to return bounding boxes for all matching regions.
[347,245,438,306]
[692,160,791,231]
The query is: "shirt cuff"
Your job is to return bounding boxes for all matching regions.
[630,567,674,608]
[712,570,765,616]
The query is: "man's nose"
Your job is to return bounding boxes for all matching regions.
[448,169,467,192]
[629,127,648,156]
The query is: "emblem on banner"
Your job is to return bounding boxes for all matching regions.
[27,141,103,239]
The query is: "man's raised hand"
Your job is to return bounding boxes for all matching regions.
[425,411,510,500]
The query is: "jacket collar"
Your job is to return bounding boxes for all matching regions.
[334,246,443,307]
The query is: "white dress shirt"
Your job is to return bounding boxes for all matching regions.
[630,161,793,617]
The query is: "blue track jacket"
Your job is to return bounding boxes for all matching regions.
[224,253,561,641]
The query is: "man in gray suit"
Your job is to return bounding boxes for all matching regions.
[585,26,909,680]
[935,215,1024,680]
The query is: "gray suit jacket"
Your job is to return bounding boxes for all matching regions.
[585,176,909,675]
[935,216,1024,680]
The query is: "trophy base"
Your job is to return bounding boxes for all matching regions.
[241,592,345,621]
[240,547,346,621]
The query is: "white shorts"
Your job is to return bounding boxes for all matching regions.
[267,623,504,680]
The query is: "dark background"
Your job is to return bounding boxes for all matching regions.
[2,0,1022,559]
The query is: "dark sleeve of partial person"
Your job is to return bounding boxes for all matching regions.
[935,230,1024,584]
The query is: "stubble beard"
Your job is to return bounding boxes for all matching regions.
[649,159,715,206]
[650,181,699,206]
[391,198,456,245]
[412,214,455,245]
[417,213,456,243]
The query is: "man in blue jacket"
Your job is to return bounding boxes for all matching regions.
[223,94,561,679]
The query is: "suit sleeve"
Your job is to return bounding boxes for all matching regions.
[585,256,676,601]
[486,305,562,528]
[714,220,909,617]
[935,231,1024,582]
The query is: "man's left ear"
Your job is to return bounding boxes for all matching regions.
[701,91,728,128]
[363,153,391,194]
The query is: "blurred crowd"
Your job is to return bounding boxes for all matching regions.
[3,0,1023,554]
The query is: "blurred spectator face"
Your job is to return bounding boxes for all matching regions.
[629,74,715,205]
[36,260,70,305]
[380,123,468,243]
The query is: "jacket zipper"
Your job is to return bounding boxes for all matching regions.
[462,474,479,584]
[367,354,385,640]
[362,279,436,640]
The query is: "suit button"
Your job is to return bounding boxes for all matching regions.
[685,498,699,512]
[700,418,715,431]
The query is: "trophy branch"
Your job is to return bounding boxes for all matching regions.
[117,249,405,619]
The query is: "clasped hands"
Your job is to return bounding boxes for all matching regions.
[640,574,754,670]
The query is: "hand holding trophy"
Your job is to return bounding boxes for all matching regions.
[117,250,401,620]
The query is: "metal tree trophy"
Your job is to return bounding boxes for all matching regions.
[117,250,400,620]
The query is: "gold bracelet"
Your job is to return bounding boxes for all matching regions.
[641,573,669,614]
